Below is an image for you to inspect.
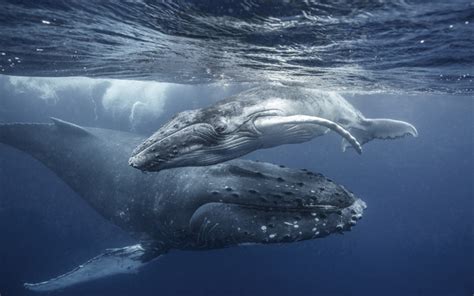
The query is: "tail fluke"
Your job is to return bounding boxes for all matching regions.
[342,118,418,152]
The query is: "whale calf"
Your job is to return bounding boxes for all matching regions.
[129,85,418,172]
[0,118,366,292]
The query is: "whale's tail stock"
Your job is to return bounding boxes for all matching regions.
[0,118,92,157]
[1,119,168,292]
[341,118,418,152]
[0,121,37,147]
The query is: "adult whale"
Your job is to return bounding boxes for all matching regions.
[129,85,418,172]
[0,118,366,292]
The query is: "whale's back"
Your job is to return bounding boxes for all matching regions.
[0,119,158,234]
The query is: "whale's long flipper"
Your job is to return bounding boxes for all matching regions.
[24,244,164,292]
[341,118,418,152]
[254,115,363,154]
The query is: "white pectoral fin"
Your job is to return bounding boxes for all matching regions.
[24,244,163,292]
[254,115,362,154]
[341,118,418,152]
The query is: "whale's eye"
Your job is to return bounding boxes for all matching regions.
[215,123,227,133]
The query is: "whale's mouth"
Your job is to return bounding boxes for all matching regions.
[208,201,341,213]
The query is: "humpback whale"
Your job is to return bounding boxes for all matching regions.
[129,85,418,172]
[0,118,366,292]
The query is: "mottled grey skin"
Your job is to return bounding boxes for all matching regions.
[130,85,417,171]
[0,118,364,249]
[0,119,366,290]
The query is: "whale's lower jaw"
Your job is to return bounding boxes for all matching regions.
[188,198,366,249]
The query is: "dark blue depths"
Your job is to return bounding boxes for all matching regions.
[0,93,472,296]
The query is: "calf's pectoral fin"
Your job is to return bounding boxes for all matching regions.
[24,244,165,292]
[341,118,418,152]
[254,115,362,154]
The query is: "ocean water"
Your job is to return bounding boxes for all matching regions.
[0,1,473,296]
[1,0,473,93]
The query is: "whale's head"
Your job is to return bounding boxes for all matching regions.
[185,161,366,248]
[129,103,267,171]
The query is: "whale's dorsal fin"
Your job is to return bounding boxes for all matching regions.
[50,117,90,136]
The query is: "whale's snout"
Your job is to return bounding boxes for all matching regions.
[128,154,146,169]
[128,148,168,171]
